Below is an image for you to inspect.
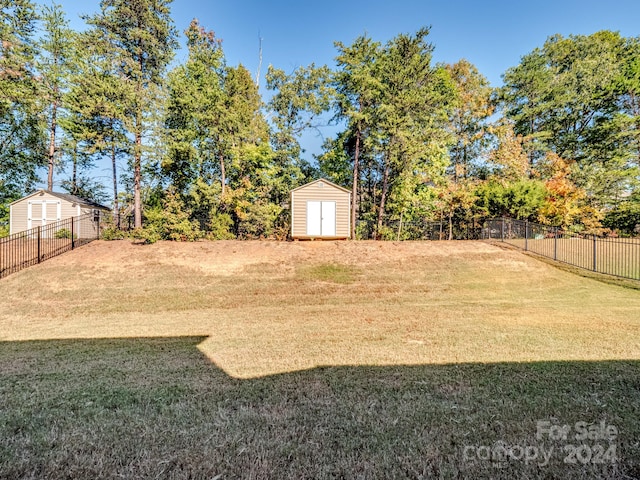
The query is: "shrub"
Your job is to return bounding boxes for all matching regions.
[234,200,282,239]
[203,212,235,240]
[100,226,126,241]
[603,199,640,237]
[54,228,77,240]
[131,226,162,244]
[139,188,203,244]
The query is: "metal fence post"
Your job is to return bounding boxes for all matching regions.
[593,235,597,272]
[71,217,75,250]
[525,220,529,251]
[97,212,101,240]
[37,226,41,263]
[554,227,558,261]
[501,217,505,241]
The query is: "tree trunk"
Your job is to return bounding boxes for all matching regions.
[133,126,142,229]
[220,152,226,195]
[350,124,361,240]
[133,48,144,229]
[47,97,58,191]
[111,134,119,228]
[448,211,453,241]
[376,157,390,239]
[71,144,77,193]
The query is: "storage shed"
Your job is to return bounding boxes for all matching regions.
[290,179,351,240]
[9,190,110,238]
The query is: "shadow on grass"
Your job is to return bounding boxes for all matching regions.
[1,337,638,479]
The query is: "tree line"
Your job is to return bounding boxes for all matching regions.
[1,0,639,240]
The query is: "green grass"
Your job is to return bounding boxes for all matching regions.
[1,240,640,479]
[298,263,361,284]
[1,338,638,479]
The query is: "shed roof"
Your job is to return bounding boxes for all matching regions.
[9,189,110,210]
[291,178,351,194]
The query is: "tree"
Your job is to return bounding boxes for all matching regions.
[317,28,457,238]
[333,35,382,238]
[616,37,640,167]
[266,63,334,178]
[85,0,177,228]
[499,45,554,167]
[487,120,532,180]
[500,31,638,208]
[223,65,287,238]
[164,19,225,194]
[61,26,130,217]
[36,2,75,191]
[445,59,494,181]
[475,179,548,221]
[603,190,640,235]
[373,27,455,235]
[435,180,478,240]
[0,0,44,201]
[60,174,108,203]
[538,152,601,229]
[164,20,282,239]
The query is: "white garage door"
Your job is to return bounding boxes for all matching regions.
[306,201,336,237]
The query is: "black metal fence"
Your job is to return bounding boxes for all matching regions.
[3,212,638,282]
[0,213,102,279]
[483,218,640,281]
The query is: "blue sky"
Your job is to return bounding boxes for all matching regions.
[33,0,640,190]
[52,0,640,86]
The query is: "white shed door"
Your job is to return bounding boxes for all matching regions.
[306,201,336,236]
[28,200,62,232]
[321,201,336,236]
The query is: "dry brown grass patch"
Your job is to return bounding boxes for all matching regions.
[2,240,640,478]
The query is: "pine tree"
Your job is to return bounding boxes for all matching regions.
[164,19,225,193]
[85,0,177,227]
[333,35,382,238]
[36,2,75,191]
[445,59,494,182]
[0,0,44,200]
[374,28,456,235]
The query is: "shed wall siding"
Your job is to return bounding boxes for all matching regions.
[291,183,350,238]
[10,200,28,235]
[78,207,100,239]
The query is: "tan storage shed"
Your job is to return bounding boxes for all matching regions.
[290,179,351,240]
[9,190,110,238]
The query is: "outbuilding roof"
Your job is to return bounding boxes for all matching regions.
[291,178,351,194]
[9,189,110,210]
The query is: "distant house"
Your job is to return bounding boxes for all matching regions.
[9,190,110,237]
[290,179,351,240]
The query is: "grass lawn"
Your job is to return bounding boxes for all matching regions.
[1,240,640,479]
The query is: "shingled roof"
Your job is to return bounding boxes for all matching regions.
[9,190,110,210]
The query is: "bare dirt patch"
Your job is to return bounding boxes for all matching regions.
[49,238,509,274]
